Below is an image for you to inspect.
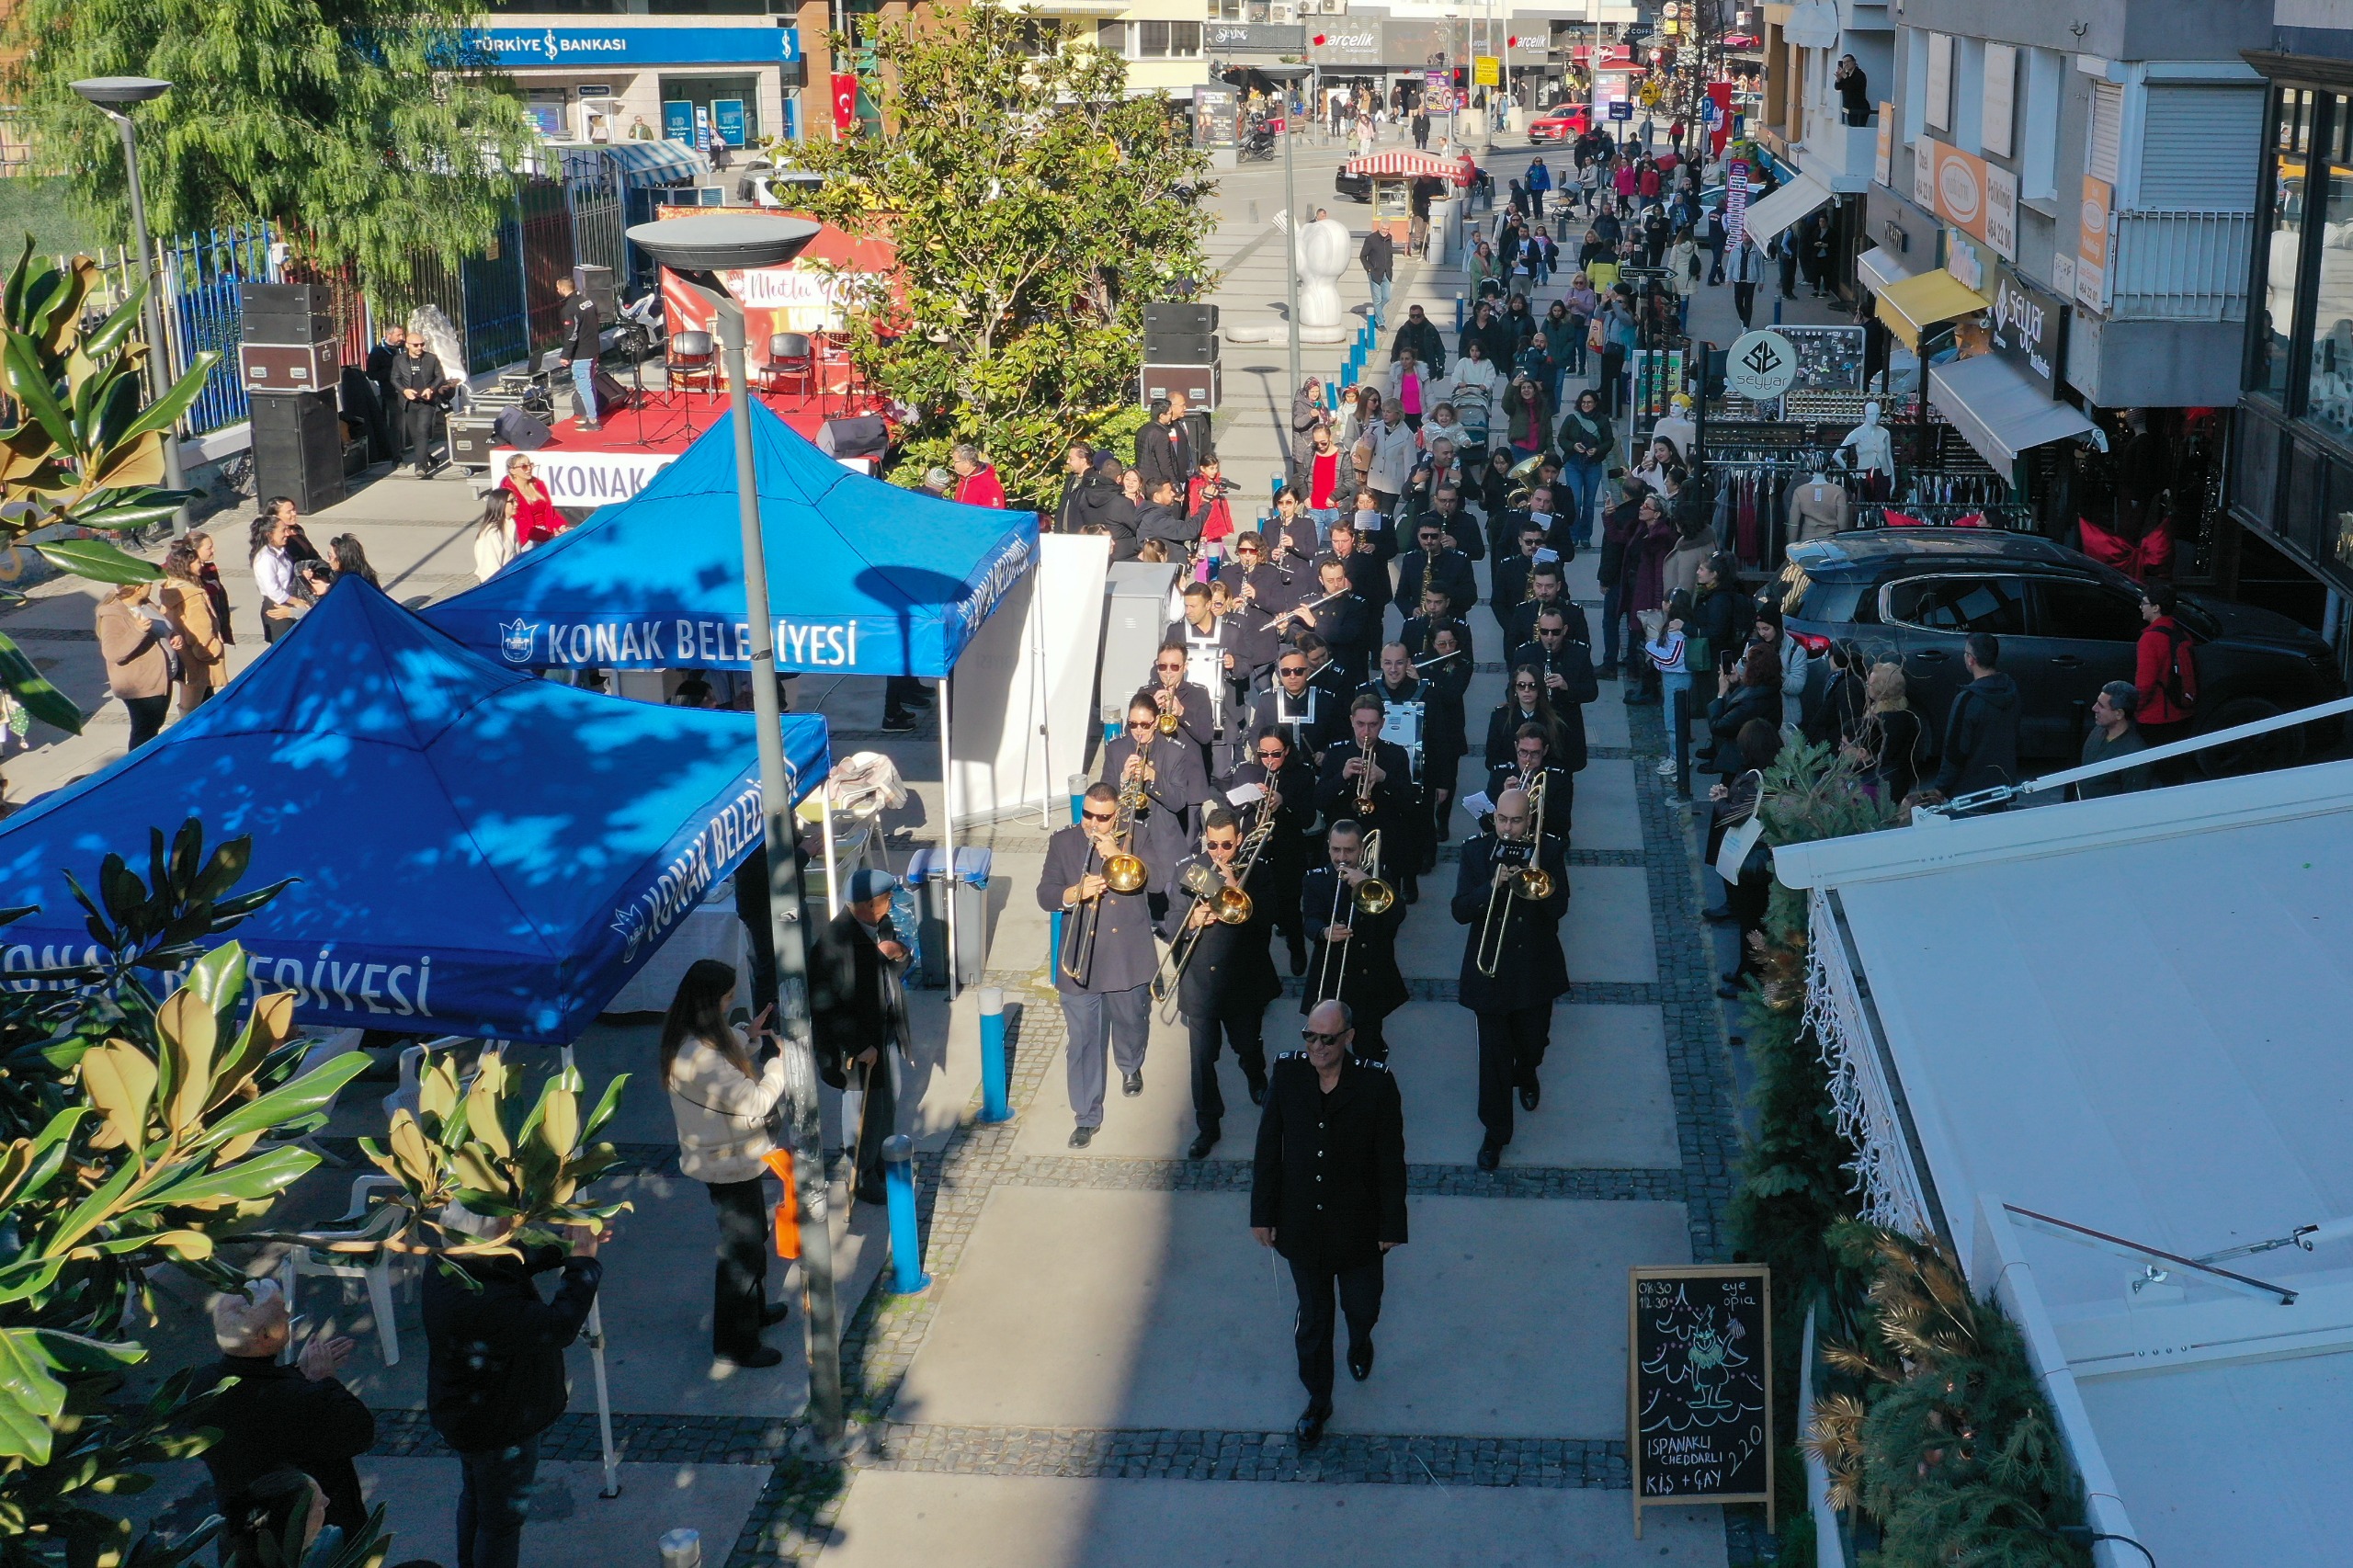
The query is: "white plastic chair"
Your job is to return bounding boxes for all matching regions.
[277,1173,407,1366]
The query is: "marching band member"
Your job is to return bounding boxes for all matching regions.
[1419,625,1472,851]
[1484,664,1571,772]
[1483,723,1574,843]
[1132,643,1217,763]
[1218,530,1305,617]
[1037,782,1156,1147]
[1315,695,1422,903]
[1221,726,1320,975]
[1246,650,1345,766]
[1158,806,1281,1158]
[1279,560,1371,687]
[1399,584,1477,669]
[1505,558,1591,650]
[1358,642,1434,876]
[1393,511,1477,625]
[1506,605,1599,834]
[1300,820,1407,1063]
[1317,518,1390,621]
[1490,518,1552,639]
[1452,786,1571,1170]
[1102,695,1212,919]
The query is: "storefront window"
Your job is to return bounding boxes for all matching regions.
[2305,97,2353,435]
[2259,90,2315,402]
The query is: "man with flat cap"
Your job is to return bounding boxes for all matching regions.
[1251,997,1408,1449]
[810,867,912,1204]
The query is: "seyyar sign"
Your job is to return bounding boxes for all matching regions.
[1987,265,2066,396]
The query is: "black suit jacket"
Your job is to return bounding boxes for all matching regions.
[1451,831,1571,1014]
[1251,1052,1408,1270]
[193,1356,376,1534]
[1507,638,1599,770]
[1314,735,1418,834]
[1246,683,1345,764]
[1507,596,1592,651]
[1155,850,1281,1015]
[1038,824,1157,994]
[808,906,911,1085]
[1300,859,1408,1017]
[1399,614,1475,668]
[1483,762,1574,840]
[1131,676,1217,753]
[1395,546,1477,619]
[1134,419,1193,494]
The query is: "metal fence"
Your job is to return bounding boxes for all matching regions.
[70,222,288,438]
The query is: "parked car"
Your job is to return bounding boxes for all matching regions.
[1775,529,2346,778]
[1529,106,1590,143]
[1336,165,1371,202]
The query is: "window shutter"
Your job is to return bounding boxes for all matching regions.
[2086,81,2122,186]
[2133,85,2264,210]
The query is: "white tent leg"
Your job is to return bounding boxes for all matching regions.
[822,787,841,919]
[1031,574,1051,829]
[940,675,960,1000]
[560,1044,620,1497]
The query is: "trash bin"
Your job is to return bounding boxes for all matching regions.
[906,846,992,988]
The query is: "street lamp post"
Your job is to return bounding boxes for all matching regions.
[71,77,185,507]
[625,213,847,1447]
[1264,64,1313,397]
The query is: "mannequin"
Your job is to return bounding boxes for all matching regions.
[1836,401,1895,501]
[1789,469,1850,542]
[1653,392,1698,460]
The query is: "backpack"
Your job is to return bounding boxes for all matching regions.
[2159,621,2199,712]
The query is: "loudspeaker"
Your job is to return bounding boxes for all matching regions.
[251,391,346,513]
[816,415,889,460]
[573,263,619,323]
[240,284,334,347]
[494,407,553,449]
[239,341,340,394]
[1179,410,1214,459]
[1143,301,1219,336]
[448,416,498,470]
[593,366,631,416]
[1142,362,1221,412]
[1142,329,1219,364]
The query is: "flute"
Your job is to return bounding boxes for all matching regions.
[1269,587,1349,631]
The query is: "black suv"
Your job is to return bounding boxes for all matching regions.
[1776,530,2345,776]
[1336,166,1371,203]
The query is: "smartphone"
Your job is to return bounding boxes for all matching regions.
[1718,649,1737,679]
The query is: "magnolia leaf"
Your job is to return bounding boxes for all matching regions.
[0,629,83,734]
[146,1144,315,1210]
[153,1230,214,1262]
[418,1058,460,1124]
[79,1039,157,1156]
[35,537,162,585]
[387,1111,438,1189]
[0,1324,69,1462]
[102,348,221,452]
[201,1051,368,1146]
[538,1085,578,1160]
[86,428,168,492]
[208,988,297,1112]
[449,1145,506,1196]
[467,1060,511,1159]
[1,331,77,456]
[155,988,219,1136]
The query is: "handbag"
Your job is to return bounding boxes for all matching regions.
[1712,770,1770,883]
[1586,316,1607,351]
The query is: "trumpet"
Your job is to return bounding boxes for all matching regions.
[1311,829,1394,1002]
[1349,737,1380,817]
[1155,679,1184,736]
[1474,772,1554,979]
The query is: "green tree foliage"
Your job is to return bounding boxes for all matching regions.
[0,243,219,734]
[4,0,535,282]
[0,821,372,1567]
[790,3,1214,503]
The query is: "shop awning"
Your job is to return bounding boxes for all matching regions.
[1874,267,1989,349]
[1855,244,1915,297]
[1737,170,1832,248]
[1343,150,1476,184]
[1927,354,2099,472]
[600,139,705,187]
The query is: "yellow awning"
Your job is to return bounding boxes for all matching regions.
[1875,268,1990,350]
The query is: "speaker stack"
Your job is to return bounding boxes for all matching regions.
[240,283,347,514]
[1142,301,1221,414]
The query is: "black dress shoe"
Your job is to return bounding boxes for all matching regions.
[1476,1138,1502,1171]
[761,1301,791,1326]
[1188,1130,1221,1159]
[1348,1340,1375,1381]
[1716,982,1744,1000]
[1247,1076,1267,1106]
[1287,935,1308,975]
[1122,1070,1143,1097]
[1068,1124,1097,1148]
[1294,1404,1331,1447]
[716,1345,784,1369]
[1518,1080,1540,1112]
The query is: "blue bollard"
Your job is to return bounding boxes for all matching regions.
[1773,296,1783,325]
[881,1135,931,1294]
[977,984,1012,1122]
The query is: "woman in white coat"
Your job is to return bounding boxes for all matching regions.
[661,957,791,1369]
[1365,403,1422,513]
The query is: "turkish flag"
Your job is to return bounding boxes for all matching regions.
[833,73,858,135]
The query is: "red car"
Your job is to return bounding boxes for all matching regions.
[1529,106,1591,142]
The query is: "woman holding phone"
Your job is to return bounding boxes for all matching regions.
[660,958,791,1369]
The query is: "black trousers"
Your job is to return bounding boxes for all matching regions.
[1733,282,1756,328]
[706,1176,770,1358]
[123,694,170,750]
[1186,1005,1267,1136]
[1289,1254,1385,1408]
[847,1053,899,1196]
[1475,1004,1552,1143]
[1352,1009,1389,1063]
[884,675,927,722]
[401,400,441,471]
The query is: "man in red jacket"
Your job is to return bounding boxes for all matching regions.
[2134,585,2199,751]
[950,444,1006,507]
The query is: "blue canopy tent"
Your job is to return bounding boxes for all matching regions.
[0,579,830,1043]
[426,399,1044,990]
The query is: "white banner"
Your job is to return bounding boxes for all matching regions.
[949,533,1108,829]
[492,444,874,510]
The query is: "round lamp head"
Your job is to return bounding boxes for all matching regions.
[625,214,822,276]
[1260,64,1313,82]
[71,76,172,108]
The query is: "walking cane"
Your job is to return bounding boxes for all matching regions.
[840,1053,879,1226]
[563,1045,622,1499]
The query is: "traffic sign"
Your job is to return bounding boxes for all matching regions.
[1608,99,1633,121]
[1727,329,1799,402]
[1474,55,1500,86]
[1701,97,1724,128]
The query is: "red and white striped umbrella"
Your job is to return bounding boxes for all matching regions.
[1343,150,1475,185]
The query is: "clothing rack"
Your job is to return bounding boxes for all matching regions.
[1852,501,2038,533]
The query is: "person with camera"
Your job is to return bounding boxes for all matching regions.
[657,957,792,1369]
[197,1280,375,1541]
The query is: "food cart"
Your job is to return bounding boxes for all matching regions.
[1341,150,1475,246]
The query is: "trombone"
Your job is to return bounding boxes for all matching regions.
[1310,829,1394,1001]
[1473,771,1555,978]
[1150,803,1278,1017]
[1057,775,1152,987]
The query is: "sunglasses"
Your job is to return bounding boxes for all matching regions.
[1256,749,1287,760]
[1128,720,1156,730]
[1156,664,1184,672]
[1302,1028,1347,1044]
[1538,627,1565,637]
[1279,665,1308,676]
[1516,680,1540,690]
[1082,809,1116,822]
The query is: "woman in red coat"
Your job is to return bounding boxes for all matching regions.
[500,454,565,548]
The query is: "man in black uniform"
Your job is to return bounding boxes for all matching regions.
[1318,518,1390,622]
[1136,644,1218,763]
[1507,606,1599,831]
[389,333,452,475]
[1222,726,1319,974]
[1159,806,1281,1157]
[1393,515,1477,624]
[1101,696,1213,918]
[554,276,602,431]
[1038,782,1158,1147]
[1453,787,1571,1169]
[1491,519,1551,638]
[1246,650,1344,767]
[1316,695,1423,901]
[1506,559,1593,649]
[1482,723,1575,844]
[809,868,913,1204]
[1280,559,1370,687]
[1251,998,1408,1448]
[1301,820,1407,1062]
[1359,642,1439,870]
[1399,584,1477,668]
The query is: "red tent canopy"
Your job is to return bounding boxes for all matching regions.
[1343,150,1474,184]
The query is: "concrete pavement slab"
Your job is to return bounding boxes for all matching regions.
[813,1471,1724,1568]
[1006,1009,1258,1158]
[1384,1002,1679,1170]
[1562,865,1658,984]
[360,1457,769,1568]
[891,1187,1688,1437]
[1572,759,1646,852]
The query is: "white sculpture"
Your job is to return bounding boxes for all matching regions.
[1837,399,1896,478]
[1291,212,1354,343]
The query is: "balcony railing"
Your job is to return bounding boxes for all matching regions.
[2105,210,2253,324]
[1801,109,1880,193]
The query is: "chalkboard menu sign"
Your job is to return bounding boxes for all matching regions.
[1628,1265,1773,1536]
